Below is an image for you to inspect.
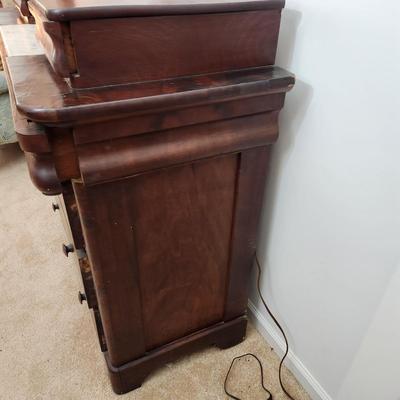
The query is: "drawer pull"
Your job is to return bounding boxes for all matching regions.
[52,203,60,212]
[78,291,87,304]
[62,243,74,257]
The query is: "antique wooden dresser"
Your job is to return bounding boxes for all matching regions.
[0,0,294,394]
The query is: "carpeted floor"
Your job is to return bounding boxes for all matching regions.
[0,143,311,400]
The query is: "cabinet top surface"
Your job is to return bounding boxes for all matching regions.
[30,0,285,21]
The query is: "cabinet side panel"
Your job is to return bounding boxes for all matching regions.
[132,155,238,350]
[73,181,146,367]
[224,146,271,321]
[73,153,238,357]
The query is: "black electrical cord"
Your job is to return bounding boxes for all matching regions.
[224,255,296,400]
[224,353,272,400]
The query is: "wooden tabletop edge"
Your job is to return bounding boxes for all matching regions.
[29,0,286,22]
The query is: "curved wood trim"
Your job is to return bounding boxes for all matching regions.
[6,54,294,125]
[19,79,293,125]
[33,17,71,77]
[73,93,286,145]
[24,152,62,195]
[77,111,279,185]
[35,82,290,124]
[13,112,51,153]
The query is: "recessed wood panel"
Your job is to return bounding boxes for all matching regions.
[74,154,238,357]
[70,10,281,88]
[131,155,238,349]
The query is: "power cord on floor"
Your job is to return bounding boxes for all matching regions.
[224,353,272,400]
[224,255,296,400]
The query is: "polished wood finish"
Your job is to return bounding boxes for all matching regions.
[29,0,285,88]
[77,112,279,185]
[29,4,76,77]
[6,55,294,125]
[68,10,281,87]
[73,93,285,145]
[1,1,294,394]
[30,0,285,21]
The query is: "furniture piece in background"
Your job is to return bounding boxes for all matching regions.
[0,2,17,145]
[0,0,33,144]
[1,0,294,394]
[0,71,14,144]
[0,7,20,71]
[0,6,16,145]
[0,24,42,145]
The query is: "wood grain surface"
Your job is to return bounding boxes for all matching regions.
[6,54,294,124]
[30,0,285,21]
[69,10,281,87]
[2,0,295,393]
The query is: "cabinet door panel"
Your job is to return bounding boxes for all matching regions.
[131,154,237,349]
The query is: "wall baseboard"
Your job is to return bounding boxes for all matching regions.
[247,300,332,400]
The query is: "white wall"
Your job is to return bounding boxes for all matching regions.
[249,1,400,399]
[336,264,400,400]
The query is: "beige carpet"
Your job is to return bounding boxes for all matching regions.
[0,143,311,400]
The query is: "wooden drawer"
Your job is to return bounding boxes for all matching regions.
[54,185,98,310]
[54,186,106,350]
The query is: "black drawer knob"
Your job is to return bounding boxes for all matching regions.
[78,291,87,304]
[62,243,74,257]
[52,203,60,212]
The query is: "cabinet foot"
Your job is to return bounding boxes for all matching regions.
[214,327,246,350]
[105,316,247,394]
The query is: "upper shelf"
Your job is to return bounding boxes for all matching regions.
[29,0,285,89]
[30,0,285,21]
[6,54,294,125]
[0,25,44,57]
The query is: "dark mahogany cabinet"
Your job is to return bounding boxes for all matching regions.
[0,0,294,394]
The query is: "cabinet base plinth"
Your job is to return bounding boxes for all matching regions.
[105,315,247,394]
